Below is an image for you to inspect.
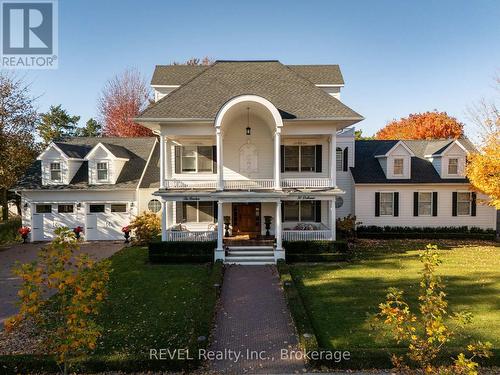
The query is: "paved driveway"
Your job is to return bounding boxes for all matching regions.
[0,241,123,326]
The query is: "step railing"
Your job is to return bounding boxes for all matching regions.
[282,230,332,241]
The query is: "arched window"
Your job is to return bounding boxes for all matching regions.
[336,147,343,171]
[148,199,162,213]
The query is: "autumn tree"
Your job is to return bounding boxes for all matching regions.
[375,111,464,140]
[5,227,111,374]
[354,129,373,140]
[0,73,39,220]
[172,56,214,65]
[98,68,152,137]
[37,105,81,145]
[75,118,102,137]
[466,76,500,208]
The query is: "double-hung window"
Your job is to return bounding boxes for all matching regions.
[418,192,432,216]
[284,145,316,172]
[177,201,215,222]
[379,192,394,216]
[457,192,472,216]
[448,158,458,175]
[393,158,404,175]
[283,201,316,221]
[181,146,213,173]
[97,162,108,181]
[50,162,61,182]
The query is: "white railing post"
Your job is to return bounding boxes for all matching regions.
[275,200,284,260]
[329,133,337,188]
[161,199,167,241]
[330,199,336,241]
[216,128,224,191]
[215,200,225,260]
[274,128,281,190]
[159,134,165,189]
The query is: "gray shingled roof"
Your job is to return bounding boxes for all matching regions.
[139,61,362,121]
[99,143,131,159]
[14,137,157,190]
[54,142,92,159]
[287,65,344,85]
[351,139,476,184]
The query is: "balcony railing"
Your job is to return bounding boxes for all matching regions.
[166,230,217,242]
[164,178,332,190]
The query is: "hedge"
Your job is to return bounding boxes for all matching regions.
[148,240,216,263]
[356,226,496,240]
[0,217,21,245]
[283,240,349,254]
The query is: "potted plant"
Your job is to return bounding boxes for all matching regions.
[73,226,84,240]
[122,226,131,243]
[18,226,31,243]
[264,216,272,237]
[223,216,231,237]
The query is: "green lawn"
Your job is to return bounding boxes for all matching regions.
[290,239,500,350]
[93,246,220,362]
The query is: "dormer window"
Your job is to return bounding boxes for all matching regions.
[393,158,404,176]
[448,158,458,175]
[50,162,62,181]
[97,162,108,181]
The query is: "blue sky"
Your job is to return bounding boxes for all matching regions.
[21,0,500,137]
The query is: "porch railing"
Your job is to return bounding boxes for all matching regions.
[282,230,332,241]
[166,230,216,242]
[164,178,333,189]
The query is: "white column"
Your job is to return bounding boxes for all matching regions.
[159,134,165,189]
[215,200,225,260]
[216,128,224,190]
[329,133,337,187]
[274,129,281,190]
[161,200,167,241]
[330,199,336,241]
[165,138,172,179]
[275,200,285,260]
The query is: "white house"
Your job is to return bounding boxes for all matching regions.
[15,61,496,264]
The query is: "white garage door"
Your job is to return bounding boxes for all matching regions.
[85,203,130,241]
[32,204,78,241]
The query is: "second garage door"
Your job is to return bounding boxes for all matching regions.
[85,203,130,241]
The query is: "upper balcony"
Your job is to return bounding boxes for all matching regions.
[164,177,332,190]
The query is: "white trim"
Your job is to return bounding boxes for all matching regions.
[375,141,415,157]
[424,140,469,158]
[151,84,180,89]
[315,84,345,88]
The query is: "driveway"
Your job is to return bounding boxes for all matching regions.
[0,241,123,326]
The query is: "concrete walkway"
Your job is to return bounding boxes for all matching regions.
[209,265,305,374]
[0,241,123,326]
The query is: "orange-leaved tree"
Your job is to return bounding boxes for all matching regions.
[5,227,111,374]
[466,76,500,208]
[376,111,464,140]
[98,68,152,137]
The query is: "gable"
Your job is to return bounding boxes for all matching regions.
[443,142,466,155]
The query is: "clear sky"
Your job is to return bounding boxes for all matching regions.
[19,0,500,137]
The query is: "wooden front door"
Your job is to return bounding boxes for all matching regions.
[233,203,261,235]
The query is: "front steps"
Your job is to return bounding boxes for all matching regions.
[224,246,276,265]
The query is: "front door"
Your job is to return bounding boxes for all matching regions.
[233,203,261,235]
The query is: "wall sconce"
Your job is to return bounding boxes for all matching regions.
[246,126,251,136]
[130,202,134,208]
[77,203,82,209]
[23,203,28,210]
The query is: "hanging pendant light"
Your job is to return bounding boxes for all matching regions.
[246,107,251,135]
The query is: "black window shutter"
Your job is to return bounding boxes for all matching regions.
[452,192,458,216]
[212,145,217,174]
[174,146,181,174]
[343,147,348,171]
[471,192,477,216]
[315,145,322,173]
[176,202,183,223]
[413,192,419,216]
[280,145,285,173]
[375,192,380,217]
[213,201,218,222]
[393,192,399,217]
[315,201,321,222]
[432,192,438,216]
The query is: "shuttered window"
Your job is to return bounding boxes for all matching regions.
[283,145,321,172]
[379,192,394,216]
[180,146,214,173]
[457,192,472,216]
[418,192,432,216]
[336,148,343,171]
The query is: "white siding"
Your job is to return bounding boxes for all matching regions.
[354,184,496,229]
[336,134,355,218]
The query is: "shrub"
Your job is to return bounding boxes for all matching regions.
[336,214,360,241]
[369,244,492,373]
[148,241,216,263]
[0,217,21,244]
[129,212,161,245]
[283,240,348,254]
[356,225,496,240]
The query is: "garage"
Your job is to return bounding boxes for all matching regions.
[31,203,79,241]
[85,203,131,241]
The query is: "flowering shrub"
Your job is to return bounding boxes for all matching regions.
[121,225,131,234]
[129,211,161,245]
[18,226,31,237]
[369,244,492,374]
[73,226,84,234]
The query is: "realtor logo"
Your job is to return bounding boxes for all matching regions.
[1,0,58,69]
